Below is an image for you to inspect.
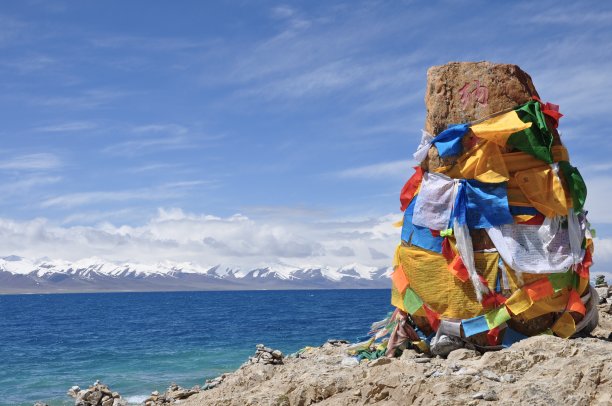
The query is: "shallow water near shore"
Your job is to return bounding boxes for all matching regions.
[0,289,391,406]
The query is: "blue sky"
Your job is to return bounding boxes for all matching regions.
[1,0,611,273]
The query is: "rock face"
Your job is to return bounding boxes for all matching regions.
[424,61,539,136]
[178,306,612,406]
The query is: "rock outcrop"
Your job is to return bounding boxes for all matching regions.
[178,301,612,406]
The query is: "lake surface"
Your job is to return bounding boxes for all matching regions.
[0,289,391,405]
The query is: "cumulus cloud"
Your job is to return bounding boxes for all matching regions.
[0,208,402,268]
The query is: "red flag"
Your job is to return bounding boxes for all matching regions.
[399,167,423,211]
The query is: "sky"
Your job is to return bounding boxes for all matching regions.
[0,0,611,275]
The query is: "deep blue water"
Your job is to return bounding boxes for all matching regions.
[0,290,391,406]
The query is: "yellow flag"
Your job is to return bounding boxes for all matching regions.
[551,312,576,338]
[470,110,532,146]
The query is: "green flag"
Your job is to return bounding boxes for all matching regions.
[508,101,554,163]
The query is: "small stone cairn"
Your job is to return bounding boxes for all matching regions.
[594,274,612,307]
[67,381,127,406]
[247,344,284,365]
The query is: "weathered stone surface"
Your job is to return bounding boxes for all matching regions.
[177,320,612,406]
[424,61,539,136]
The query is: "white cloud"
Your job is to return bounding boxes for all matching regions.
[34,121,97,132]
[0,153,62,170]
[0,208,402,269]
[41,181,211,208]
[337,160,415,179]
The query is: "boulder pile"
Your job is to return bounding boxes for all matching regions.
[247,344,284,366]
[66,381,127,406]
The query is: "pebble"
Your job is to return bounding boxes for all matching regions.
[501,373,516,383]
[341,356,360,367]
[483,390,499,401]
[414,358,431,364]
[455,367,479,376]
[481,369,501,382]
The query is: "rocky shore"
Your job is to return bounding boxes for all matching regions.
[63,285,612,406]
[174,291,612,405]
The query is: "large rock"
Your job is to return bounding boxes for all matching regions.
[424,61,539,136]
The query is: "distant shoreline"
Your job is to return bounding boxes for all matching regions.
[0,286,390,296]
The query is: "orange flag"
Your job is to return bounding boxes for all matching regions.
[392,265,409,294]
[566,289,586,316]
[525,278,554,301]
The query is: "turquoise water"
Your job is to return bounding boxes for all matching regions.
[0,290,391,405]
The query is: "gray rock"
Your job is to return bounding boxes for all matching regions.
[341,356,360,367]
[596,287,609,303]
[271,349,283,359]
[455,367,479,376]
[483,390,499,401]
[367,357,392,367]
[447,348,480,361]
[501,373,516,383]
[33,403,49,406]
[430,334,464,357]
[414,358,431,364]
[151,390,159,396]
[102,398,114,406]
[88,390,103,405]
[482,369,501,382]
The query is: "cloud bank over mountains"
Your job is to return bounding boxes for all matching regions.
[0,208,400,270]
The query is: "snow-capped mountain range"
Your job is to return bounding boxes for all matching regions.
[0,255,392,293]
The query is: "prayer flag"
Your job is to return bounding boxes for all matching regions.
[566,289,586,316]
[400,167,424,211]
[470,110,532,146]
[447,255,469,282]
[403,288,423,314]
[505,289,533,315]
[432,124,469,157]
[502,328,528,348]
[462,315,489,337]
[484,306,511,329]
[552,312,576,338]
[508,101,554,164]
[391,265,409,294]
[525,278,554,301]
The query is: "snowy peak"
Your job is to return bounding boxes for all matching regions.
[0,255,392,293]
